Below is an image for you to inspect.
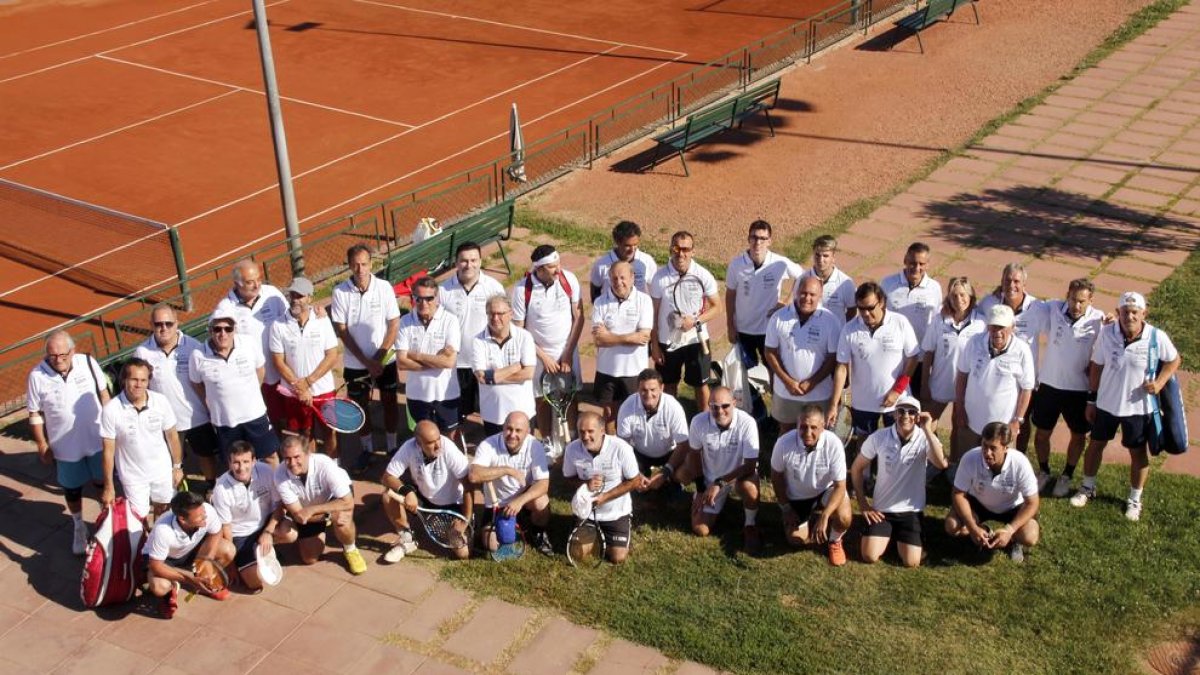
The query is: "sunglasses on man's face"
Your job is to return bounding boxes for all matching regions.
[413,295,437,303]
[211,325,235,334]
[153,321,176,328]
[710,403,732,411]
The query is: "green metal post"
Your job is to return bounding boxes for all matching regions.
[167,227,192,312]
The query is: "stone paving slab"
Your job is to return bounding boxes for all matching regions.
[444,597,535,666]
[589,639,669,675]
[507,617,599,675]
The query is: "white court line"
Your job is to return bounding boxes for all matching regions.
[98,54,416,128]
[0,90,240,171]
[0,1,218,61]
[355,0,687,57]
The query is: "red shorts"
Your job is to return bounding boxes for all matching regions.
[281,391,335,435]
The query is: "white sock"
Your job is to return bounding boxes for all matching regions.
[344,543,358,553]
[744,509,757,526]
[385,433,398,451]
[71,512,83,525]
[360,435,374,453]
[829,529,844,543]
[1129,488,1143,503]
[1082,475,1097,490]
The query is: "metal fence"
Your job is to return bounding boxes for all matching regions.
[0,0,915,415]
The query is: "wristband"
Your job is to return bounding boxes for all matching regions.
[1086,390,1097,402]
[394,485,416,498]
[484,369,496,385]
[172,463,183,469]
[891,374,911,395]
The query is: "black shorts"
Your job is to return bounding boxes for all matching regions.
[456,368,480,419]
[214,415,280,461]
[183,423,220,458]
[293,516,329,540]
[657,342,704,388]
[633,448,672,475]
[1031,384,1090,434]
[1090,408,1156,449]
[344,365,399,398]
[864,511,923,547]
[231,527,265,570]
[593,372,638,406]
[736,333,766,367]
[576,514,632,549]
[147,548,200,575]
[966,495,1021,526]
[850,408,896,439]
[408,398,461,431]
[788,495,829,520]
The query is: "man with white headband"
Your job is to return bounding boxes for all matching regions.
[1070,292,1181,522]
[511,244,584,443]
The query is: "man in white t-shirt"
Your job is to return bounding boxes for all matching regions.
[954,304,1035,451]
[213,259,289,430]
[562,412,642,564]
[851,396,946,568]
[468,412,553,556]
[649,231,722,412]
[589,220,658,300]
[512,244,584,442]
[770,404,852,566]
[725,220,803,368]
[274,436,367,575]
[440,242,507,438]
[211,441,290,591]
[765,276,840,434]
[1071,292,1182,522]
[472,295,537,436]
[331,244,402,461]
[143,491,234,619]
[136,304,221,492]
[381,421,473,562]
[190,309,279,463]
[1032,279,1104,497]
[946,422,1041,562]
[270,277,340,456]
[618,369,691,492]
[592,261,654,431]
[881,242,942,354]
[100,358,183,519]
[396,276,462,434]
[689,387,761,553]
[27,330,110,554]
[802,235,856,323]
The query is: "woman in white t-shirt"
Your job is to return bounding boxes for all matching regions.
[920,277,985,462]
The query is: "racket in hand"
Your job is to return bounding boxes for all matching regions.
[667,273,707,351]
[185,557,229,602]
[275,383,366,434]
[415,507,473,551]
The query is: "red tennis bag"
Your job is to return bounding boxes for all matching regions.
[80,497,146,608]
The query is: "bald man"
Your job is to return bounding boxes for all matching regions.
[212,260,289,431]
[562,412,642,564]
[381,421,473,561]
[469,411,553,556]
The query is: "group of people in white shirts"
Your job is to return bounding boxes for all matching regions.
[24,219,1182,616]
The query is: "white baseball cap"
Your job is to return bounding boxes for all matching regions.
[209,307,237,325]
[987,304,1014,328]
[1119,291,1147,310]
[894,394,921,413]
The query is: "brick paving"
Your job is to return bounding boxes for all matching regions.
[2,4,1200,674]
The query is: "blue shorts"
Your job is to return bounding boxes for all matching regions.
[850,408,896,439]
[408,398,460,431]
[57,453,104,490]
[214,415,280,461]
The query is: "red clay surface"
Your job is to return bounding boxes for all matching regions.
[0,0,842,346]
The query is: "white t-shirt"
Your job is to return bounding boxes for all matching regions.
[214,286,288,384]
[275,453,352,508]
[211,462,279,537]
[591,288,654,377]
[189,337,266,428]
[859,426,932,513]
[726,251,803,335]
[268,313,339,396]
[26,354,106,462]
[143,502,222,561]
[472,434,550,507]
[590,249,658,296]
[616,391,689,459]
[385,436,470,506]
[802,267,856,324]
[688,409,759,484]
[1037,301,1104,392]
[471,326,538,425]
[395,307,462,402]
[330,275,401,370]
[1092,323,1179,417]
[957,333,1037,434]
[836,311,920,413]
[100,390,177,486]
[765,305,841,402]
[881,272,942,345]
[135,334,210,431]
[649,261,720,340]
[439,273,506,369]
[954,448,1038,514]
[510,270,581,357]
[562,435,640,521]
[920,312,986,403]
[769,429,846,501]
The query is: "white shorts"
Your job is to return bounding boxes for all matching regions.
[122,476,175,515]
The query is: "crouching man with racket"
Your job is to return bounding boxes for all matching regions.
[274,436,368,575]
[689,386,762,554]
[468,412,553,556]
[211,441,291,591]
[562,413,642,565]
[143,490,234,619]
[381,421,473,562]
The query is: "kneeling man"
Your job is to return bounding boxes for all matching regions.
[211,441,291,590]
[274,435,367,574]
[381,420,473,562]
[562,412,642,564]
[468,412,553,556]
[689,387,761,553]
[143,491,234,618]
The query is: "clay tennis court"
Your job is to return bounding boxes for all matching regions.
[0,0,836,348]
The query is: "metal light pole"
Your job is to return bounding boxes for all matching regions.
[251,0,304,277]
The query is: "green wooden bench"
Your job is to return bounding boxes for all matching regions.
[895,0,979,53]
[382,199,515,285]
[648,78,782,176]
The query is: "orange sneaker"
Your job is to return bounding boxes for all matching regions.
[827,539,847,567]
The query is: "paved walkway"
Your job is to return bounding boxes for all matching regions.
[2,4,1200,675]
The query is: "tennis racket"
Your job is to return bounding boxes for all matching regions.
[415,506,473,550]
[566,507,606,568]
[540,371,577,461]
[275,383,366,434]
[832,393,853,446]
[667,273,708,352]
[185,557,229,603]
[484,481,525,561]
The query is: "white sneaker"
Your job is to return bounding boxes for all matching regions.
[1051,475,1072,498]
[72,521,88,556]
[1036,471,1052,494]
[1125,500,1142,522]
[399,529,418,554]
[1069,487,1095,508]
[383,543,407,563]
[1008,543,1025,563]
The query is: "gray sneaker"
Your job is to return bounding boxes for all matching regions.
[1008,543,1025,563]
[383,542,407,563]
[1051,475,1072,498]
[1036,471,1052,494]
